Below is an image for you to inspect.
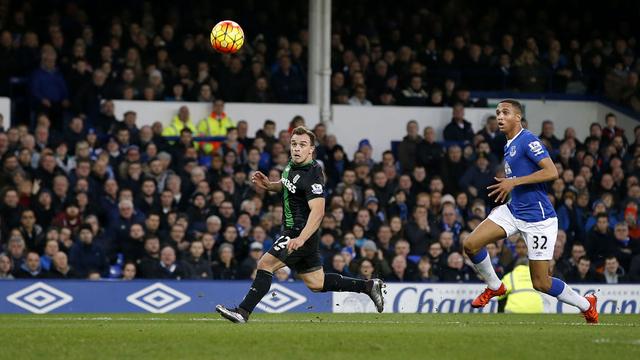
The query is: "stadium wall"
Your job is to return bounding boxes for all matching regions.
[0,97,10,125]
[0,97,636,160]
[1,280,638,314]
[110,99,639,160]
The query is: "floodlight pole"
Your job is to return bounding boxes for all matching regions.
[308,0,332,123]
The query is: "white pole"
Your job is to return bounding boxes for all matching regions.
[308,0,322,106]
[320,0,332,123]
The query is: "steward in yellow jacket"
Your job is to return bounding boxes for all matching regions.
[498,258,545,313]
[197,100,234,154]
[162,106,198,147]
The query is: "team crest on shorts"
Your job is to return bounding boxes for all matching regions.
[509,146,516,157]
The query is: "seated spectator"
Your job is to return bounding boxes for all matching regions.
[69,224,109,278]
[565,256,604,283]
[0,253,15,279]
[348,84,372,106]
[416,256,439,282]
[211,243,239,280]
[147,246,190,280]
[399,75,429,106]
[602,256,628,284]
[13,251,47,279]
[439,252,478,283]
[121,262,137,280]
[47,252,80,279]
[387,255,415,282]
[184,240,213,280]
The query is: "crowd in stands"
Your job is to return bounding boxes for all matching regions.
[1,0,640,119]
[0,96,639,283]
[0,0,639,283]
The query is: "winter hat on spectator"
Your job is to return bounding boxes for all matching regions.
[79,223,93,233]
[441,194,456,206]
[591,199,605,211]
[361,240,377,252]
[250,242,263,251]
[364,196,379,206]
[358,139,371,150]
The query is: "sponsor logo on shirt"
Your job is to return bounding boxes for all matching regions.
[281,177,297,193]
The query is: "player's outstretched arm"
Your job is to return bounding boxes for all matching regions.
[488,158,558,202]
[512,157,559,186]
[287,197,325,252]
[251,171,283,193]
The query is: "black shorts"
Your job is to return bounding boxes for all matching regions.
[267,230,322,274]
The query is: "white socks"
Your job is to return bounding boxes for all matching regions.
[557,284,590,311]
[472,254,503,290]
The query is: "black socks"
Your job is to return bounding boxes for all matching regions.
[239,269,273,313]
[322,273,368,293]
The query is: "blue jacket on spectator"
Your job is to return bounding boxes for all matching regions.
[30,67,68,103]
[69,242,109,278]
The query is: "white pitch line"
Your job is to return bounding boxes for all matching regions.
[1,317,638,327]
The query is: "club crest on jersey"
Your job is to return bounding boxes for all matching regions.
[509,146,516,157]
[293,174,300,184]
[281,177,297,193]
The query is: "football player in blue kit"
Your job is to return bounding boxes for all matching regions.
[463,100,598,323]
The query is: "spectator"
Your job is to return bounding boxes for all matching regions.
[239,242,264,279]
[69,224,109,278]
[348,85,372,106]
[399,75,429,106]
[47,252,80,279]
[30,47,69,126]
[185,240,213,280]
[603,256,627,283]
[416,256,439,282]
[121,262,137,280]
[148,246,190,280]
[0,253,14,279]
[443,103,474,144]
[211,243,239,280]
[539,120,561,151]
[439,252,477,282]
[271,55,306,103]
[13,251,47,278]
[565,256,604,283]
[397,120,422,172]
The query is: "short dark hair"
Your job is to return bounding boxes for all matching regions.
[291,126,316,144]
[578,256,590,264]
[498,99,523,114]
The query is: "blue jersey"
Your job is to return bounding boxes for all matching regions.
[503,129,556,222]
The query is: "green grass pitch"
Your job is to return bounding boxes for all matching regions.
[1,313,638,359]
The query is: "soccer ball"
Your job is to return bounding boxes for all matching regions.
[210,20,244,54]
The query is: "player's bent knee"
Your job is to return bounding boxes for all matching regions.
[256,257,278,273]
[462,239,479,256]
[532,278,551,293]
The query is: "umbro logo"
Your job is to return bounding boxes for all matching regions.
[126,283,191,313]
[6,282,73,314]
[255,284,306,313]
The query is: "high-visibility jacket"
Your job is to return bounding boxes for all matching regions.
[162,115,198,149]
[499,264,545,313]
[197,112,234,154]
[162,116,198,139]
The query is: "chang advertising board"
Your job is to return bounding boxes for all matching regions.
[333,283,640,314]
